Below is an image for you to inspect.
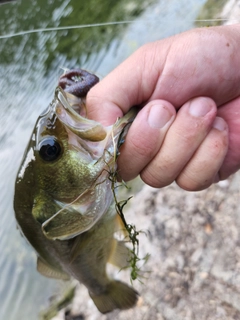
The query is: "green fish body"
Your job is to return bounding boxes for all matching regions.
[14,69,138,313]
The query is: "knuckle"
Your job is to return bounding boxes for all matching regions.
[140,169,161,188]
[176,173,212,191]
[140,164,175,188]
[130,134,157,159]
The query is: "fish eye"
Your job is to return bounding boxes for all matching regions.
[38,137,62,162]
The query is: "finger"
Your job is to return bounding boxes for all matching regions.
[117,100,176,181]
[176,117,228,191]
[140,97,217,188]
[86,41,168,125]
[217,96,240,179]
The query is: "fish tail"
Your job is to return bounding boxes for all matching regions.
[89,280,139,314]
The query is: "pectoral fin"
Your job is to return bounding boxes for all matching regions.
[115,214,129,239]
[37,257,70,280]
[108,239,131,269]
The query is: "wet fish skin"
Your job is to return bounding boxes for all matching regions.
[14,69,138,313]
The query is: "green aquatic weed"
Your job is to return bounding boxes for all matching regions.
[108,125,150,282]
[109,171,150,282]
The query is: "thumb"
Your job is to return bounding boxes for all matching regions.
[117,100,176,181]
[85,41,168,125]
[86,85,124,126]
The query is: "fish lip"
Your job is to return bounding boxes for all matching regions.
[53,87,108,142]
[54,86,87,122]
[58,68,99,97]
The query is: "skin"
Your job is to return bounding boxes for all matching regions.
[86,24,240,191]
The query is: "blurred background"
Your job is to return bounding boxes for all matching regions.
[0,1,239,319]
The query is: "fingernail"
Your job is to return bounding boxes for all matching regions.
[148,104,173,128]
[212,117,227,131]
[188,97,212,117]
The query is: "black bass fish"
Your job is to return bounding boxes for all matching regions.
[14,69,138,314]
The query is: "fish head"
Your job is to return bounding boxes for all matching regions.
[33,87,109,201]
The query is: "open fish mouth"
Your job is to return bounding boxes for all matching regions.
[55,69,108,143]
[54,87,108,142]
[53,68,137,159]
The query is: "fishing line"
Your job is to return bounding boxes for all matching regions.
[0,19,230,39]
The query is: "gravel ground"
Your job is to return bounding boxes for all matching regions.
[51,171,240,320]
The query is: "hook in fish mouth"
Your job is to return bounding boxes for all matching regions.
[58,68,99,98]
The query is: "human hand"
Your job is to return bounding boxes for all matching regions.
[87,24,240,191]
